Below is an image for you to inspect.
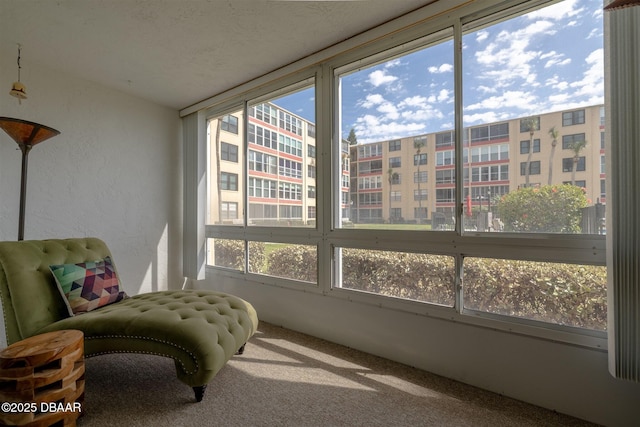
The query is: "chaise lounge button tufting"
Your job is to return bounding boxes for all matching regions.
[0,237,259,403]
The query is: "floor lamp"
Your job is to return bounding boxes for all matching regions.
[0,117,60,240]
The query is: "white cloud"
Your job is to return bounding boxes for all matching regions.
[569,48,604,100]
[428,63,453,74]
[548,93,570,104]
[542,51,571,68]
[463,112,502,124]
[354,119,427,144]
[477,85,497,94]
[399,95,427,107]
[361,93,385,108]
[437,89,450,102]
[385,59,402,68]
[466,90,538,112]
[525,0,582,21]
[377,102,399,120]
[476,31,489,42]
[368,70,398,87]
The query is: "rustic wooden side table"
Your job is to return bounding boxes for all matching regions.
[0,330,85,427]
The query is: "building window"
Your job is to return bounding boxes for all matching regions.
[562,157,586,172]
[359,143,383,158]
[436,131,454,147]
[308,165,316,179]
[308,186,316,198]
[520,139,540,154]
[563,180,586,188]
[279,159,303,178]
[601,155,605,174]
[470,123,509,142]
[249,151,278,175]
[221,142,238,162]
[436,150,454,166]
[390,191,401,201]
[390,173,401,185]
[562,109,585,126]
[279,182,303,200]
[414,171,428,183]
[520,161,541,175]
[413,189,428,201]
[389,157,401,168]
[250,103,278,125]
[436,188,455,203]
[308,206,316,219]
[562,133,586,149]
[389,139,401,151]
[436,169,455,184]
[308,145,316,158]
[221,172,238,191]
[221,114,239,134]
[520,117,540,133]
[249,124,278,149]
[413,135,427,147]
[279,111,303,136]
[221,202,238,220]
[414,153,427,166]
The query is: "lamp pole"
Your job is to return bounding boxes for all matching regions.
[0,117,60,240]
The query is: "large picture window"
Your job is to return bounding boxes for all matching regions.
[199,0,606,344]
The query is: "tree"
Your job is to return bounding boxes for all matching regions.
[347,128,358,145]
[522,117,539,187]
[568,138,587,185]
[387,168,399,222]
[497,184,587,233]
[414,138,426,221]
[547,126,559,185]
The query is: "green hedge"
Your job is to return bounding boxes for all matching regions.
[263,246,607,330]
[265,245,318,283]
[463,258,606,330]
[340,249,455,305]
[212,242,606,330]
[212,240,265,272]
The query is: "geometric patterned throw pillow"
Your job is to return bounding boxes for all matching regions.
[49,256,127,316]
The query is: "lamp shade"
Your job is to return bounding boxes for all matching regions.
[0,117,60,240]
[0,117,59,147]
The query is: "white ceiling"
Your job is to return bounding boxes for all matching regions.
[1,0,437,110]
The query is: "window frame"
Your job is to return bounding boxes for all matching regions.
[189,0,607,350]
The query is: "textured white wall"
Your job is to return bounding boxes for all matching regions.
[0,55,183,340]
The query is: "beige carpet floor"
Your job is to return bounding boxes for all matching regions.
[78,322,598,427]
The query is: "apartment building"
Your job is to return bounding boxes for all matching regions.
[349,104,605,225]
[207,103,317,226]
[208,103,604,228]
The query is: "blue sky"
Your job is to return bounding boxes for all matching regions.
[274,0,603,145]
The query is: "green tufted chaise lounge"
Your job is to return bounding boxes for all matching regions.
[0,237,258,402]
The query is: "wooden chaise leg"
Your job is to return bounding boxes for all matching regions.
[236,343,246,355]
[193,385,207,402]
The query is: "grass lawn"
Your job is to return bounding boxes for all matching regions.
[352,223,433,231]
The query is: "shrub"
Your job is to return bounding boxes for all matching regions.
[341,249,456,305]
[213,240,265,272]
[264,246,607,330]
[266,245,317,282]
[463,258,606,330]
[497,184,588,233]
